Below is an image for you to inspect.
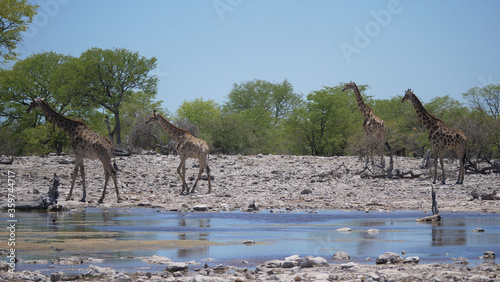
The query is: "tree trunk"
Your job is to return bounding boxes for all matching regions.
[105,116,115,145]
[114,110,122,145]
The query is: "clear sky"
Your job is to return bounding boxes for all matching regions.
[17,0,500,113]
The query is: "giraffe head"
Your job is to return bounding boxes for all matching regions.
[145,110,160,125]
[402,89,414,103]
[26,98,44,113]
[342,81,356,92]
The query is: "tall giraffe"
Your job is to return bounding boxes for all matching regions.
[342,81,390,165]
[145,111,211,194]
[27,98,120,203]
[402,89,467,184]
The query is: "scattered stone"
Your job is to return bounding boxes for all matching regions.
[297,256,315,268]
[403,256,420,264]
[312,256,328,266]
[50,272,66,281]
[483,251,495,260]
[165,262,188,272]
[376,252,404,265]
[193,204,209,211]
[332,251,351,260]
[478,262,496,272]
[366,272,380,281]
[87,265,117,277]
[241,198,259,212]
[113,272,132,281]
[451,257,469,265]
[301,189,312,194]
[52,257,85,265]
[213,264,227,272]
[416,214,441,222]
[0,261,9,271]
[341,262,358,269]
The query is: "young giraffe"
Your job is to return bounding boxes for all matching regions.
[342,81,390,165]
[27,98,120,203]
[402,89,467,184]
[145,111,211,194]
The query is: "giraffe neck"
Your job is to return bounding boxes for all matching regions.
[352,84,373,120]
[157,115,190,143]
[408,93,440,131]
[38,100,85,137]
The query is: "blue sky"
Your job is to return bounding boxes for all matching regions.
[17,0,500,113]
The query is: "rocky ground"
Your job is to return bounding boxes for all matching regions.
[1,153,500,281]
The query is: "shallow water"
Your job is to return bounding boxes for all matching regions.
[2,208,500,274]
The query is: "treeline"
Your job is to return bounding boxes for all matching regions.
[1,49,499,161]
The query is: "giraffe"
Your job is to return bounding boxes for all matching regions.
[26,98,120,203]
[145,111,211,194]
[402,89,467,184]
[342,81,390,165]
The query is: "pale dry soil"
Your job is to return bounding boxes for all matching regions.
[1,154,499,281]
[3,154,499,213]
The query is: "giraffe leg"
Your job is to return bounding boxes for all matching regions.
[457,151,465,184]
[177,159,187,195]
[67,161,79,201]
[191,155,210,194]
[99,171,109,204]
[190,165,204,194]
[206,163,211,194]
[79,162,87,202]
[439,154,446,185]
[111,171,120,203]
[99,158,120,203]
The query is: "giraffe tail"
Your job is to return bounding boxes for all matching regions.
[112,148,119,172]
[206,154,211,174]
[384,141,392,153]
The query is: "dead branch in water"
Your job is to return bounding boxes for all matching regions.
[416,185,441,222]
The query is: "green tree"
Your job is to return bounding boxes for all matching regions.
[176,98,221,148]
[426,95,469,127]
[210,112,261,155]
[176,98,222,132]
[463,84,500,118]
[371,96,422,156]
[463,84,500,158]
[73,47,158,145]
[286,83,361,156]
[0,52,75,154]
[0,0,38,64]
[224,78,302,122]
[223,78,303,154]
